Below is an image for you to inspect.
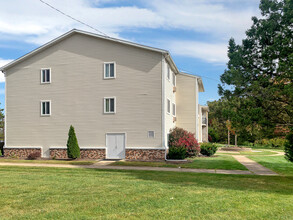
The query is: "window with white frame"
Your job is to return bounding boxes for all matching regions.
[172,72,176,86]
[172,103,176,116]
[148,131,155,138]
[104,62,115,79]
[104,97,115,113]
[41,68,51,83]
[41,101,51,116]
[167,99,171,114]
[167,66,170,80]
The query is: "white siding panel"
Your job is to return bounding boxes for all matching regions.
[176,74,197,135]
[5,33,163,154]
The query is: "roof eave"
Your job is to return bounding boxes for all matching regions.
[0,29,169,72]
[178,72,205,92]
[198,78,205,92]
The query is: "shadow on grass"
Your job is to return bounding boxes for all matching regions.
[122,170,293,195]
[1,165,292,196]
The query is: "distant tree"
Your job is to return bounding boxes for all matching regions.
[67,125,80,159]
[219,0,293,131]
[284,133,293,162]
[207,99,229,143]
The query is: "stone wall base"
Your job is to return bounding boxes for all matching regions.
[125,149,165,161]
[50,148,105,159]
[4,148,42,158]
[4,148,165,161]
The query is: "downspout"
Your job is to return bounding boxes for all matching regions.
[3,71,6,148]
[195,77,199,141]
[161,55,167,160]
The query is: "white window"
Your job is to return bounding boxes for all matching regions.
[104,97,116,113]
[172,72,176,86]
[148,131,155,138]
[41,68,51,84]
[41,100,51,116]
[167,66,171,81]
[167,67,170,81]
[104,62,115,79]
[172,103,176,116]
[167,99,171,114]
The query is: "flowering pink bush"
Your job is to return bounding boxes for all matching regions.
[168,127,200,157]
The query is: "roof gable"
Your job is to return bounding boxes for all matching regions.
[0,29,178,72]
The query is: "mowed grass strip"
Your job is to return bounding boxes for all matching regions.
[248,155,293,176]
[112,155,248,170]
[239,151,278,156]
[0,159,95,165]
[0,166,292,219]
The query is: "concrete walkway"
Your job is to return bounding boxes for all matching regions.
[232,155,278,175]
[266,150,285,156]
[0,162,252,175]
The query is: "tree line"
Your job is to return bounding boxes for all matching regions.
[208,0,292,158]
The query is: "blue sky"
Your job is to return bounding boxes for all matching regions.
[0,0,261,108]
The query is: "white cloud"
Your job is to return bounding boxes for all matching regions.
[166,40,228,63]
[0,0,164,45]
[0,59,13,82]
[0,0,259,63]
[145,0,258,41]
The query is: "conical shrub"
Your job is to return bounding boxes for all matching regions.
[67,125,80,159]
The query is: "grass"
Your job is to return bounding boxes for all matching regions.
[216,149,277,156]
[239,150,278,156]
[0,158,95,165]
[216,142,285,150]
[0,166,292,219]
[248,155,293,176]
[112,155,248,170]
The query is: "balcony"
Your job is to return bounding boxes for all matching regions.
[202,117,207,126]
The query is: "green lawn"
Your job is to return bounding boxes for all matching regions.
[112,155,248,170]
[239,150,278,156]
[248,156,293,176]
[0,159,95,165]
[216,149,280,156]
[216,143,284,150]
[0,166,292,219]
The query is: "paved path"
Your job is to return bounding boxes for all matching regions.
[232,155,278,175]
[266,150,285,156]
[0,162,252,175]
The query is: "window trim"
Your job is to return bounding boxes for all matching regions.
[104,62,116,79]
[148,131,155,138]
[167,99,171,114]
[104,97,116,114]
[167,66,170,81]
[40,68,51,84]
[40,100,51,116]
[172,103,176,116]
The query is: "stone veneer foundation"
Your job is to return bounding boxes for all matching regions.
[4,147,165,161]
[4,148,42,158]
[50,148,106,159]
[125,149,165,161]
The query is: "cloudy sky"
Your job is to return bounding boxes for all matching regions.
[0,0,261,107]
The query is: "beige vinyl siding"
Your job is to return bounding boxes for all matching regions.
[163,59,176,147]
[5,33,163,157]
[176,74,197,135]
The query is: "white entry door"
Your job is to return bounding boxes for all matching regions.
[106,133,125,159]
